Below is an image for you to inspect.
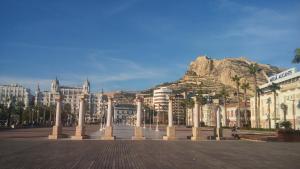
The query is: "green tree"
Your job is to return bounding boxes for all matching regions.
[256,87,263,128]
[248,63,260,128]
[15,101,25,124]
[219,86,229,126]
[292,48,300,63]
[280,103,288,122]
[280,121,292,129]
[241,82,250,126]
[231,75,241,127]
[269,83,280,127]
[0,104,9,121]
[62,103,71,126]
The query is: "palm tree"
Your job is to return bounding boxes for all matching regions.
[219,86,229,126]
[292,48,300,63]
[256,87,263,128]
[267,97,271,129]
[248,63,260,128]
[195,85,207,125]
[280,103,288,122]
[269,83,280,127]
[241,82,250,127]
[231,75,241,127]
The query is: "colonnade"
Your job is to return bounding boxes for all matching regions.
[48,94,223,141]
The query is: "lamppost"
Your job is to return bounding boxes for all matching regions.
[143,109,146,129]
[149,108,152,130]
[156,104,160,132]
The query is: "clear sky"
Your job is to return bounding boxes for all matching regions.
[0,0,300,92]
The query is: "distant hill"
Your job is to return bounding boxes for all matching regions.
[143,56,283,97]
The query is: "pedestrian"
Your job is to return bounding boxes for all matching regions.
[232,125,240,140]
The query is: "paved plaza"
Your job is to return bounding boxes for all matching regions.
[0,125,300,169]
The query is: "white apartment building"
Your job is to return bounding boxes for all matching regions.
[153,87,172,123]
[250,68,300,129]
[0,84,32,108]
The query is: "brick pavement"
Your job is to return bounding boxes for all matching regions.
[0,140,300,169]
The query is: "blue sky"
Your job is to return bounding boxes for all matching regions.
[0,0,300,92]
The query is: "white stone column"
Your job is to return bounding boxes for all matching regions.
[132,97,145,140]
[168,98,173,127]
[191,97,201,141]
[55,98,61,126]
[194,98,199,127]
[106,97,112,127]
[163,96,176,140]
[78,96,85,127]
[136,99,141,127]
[215,106,223,140]
[72,94,88,140]
[49,94,66,139]
[101,97,115,140]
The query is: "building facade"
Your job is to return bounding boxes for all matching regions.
[153,87,172,123]
[113,104,136,124]
[0,84,32,108]
[250,68,300,129]
[36,79,106,123]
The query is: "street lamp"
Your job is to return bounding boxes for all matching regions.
[156,104,160,132]
[143,109,146,129]
[149,108,152,130]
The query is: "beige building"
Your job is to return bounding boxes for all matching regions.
[143,95,153,108]
[172,94,185,125]
[250,68,300,129]
[36,79,106,123]
[0,84,32,108]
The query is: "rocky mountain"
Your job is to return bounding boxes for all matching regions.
[148,56,283,97]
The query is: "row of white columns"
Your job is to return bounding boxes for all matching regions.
[49,93,88,140]
[49,94,222,141]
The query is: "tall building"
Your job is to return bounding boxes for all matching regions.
[173,94,185,125]
[36,78,106,122]
[250,68,300,129]
[153,87,172,123]
[0,84,32,108]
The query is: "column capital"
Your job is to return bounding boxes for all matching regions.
[108,96,113,101]
[55,94,63,102]
[135,96,143,102]
[192,96,198,103]
[79,94,87,100]
[167,95,174,101]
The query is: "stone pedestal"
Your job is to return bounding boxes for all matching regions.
[163,126,176,140]
[101,126,115,140]
[71,126,88,140]
[132,127,145,140]
[214,127,223,141]
[48,126,66,139]
[191,127,202,141]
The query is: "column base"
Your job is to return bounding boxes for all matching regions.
[163,126,176,140]
[101,126,115,140]
[214,127,223,141]
[191,127,202,141]
[71,126,89,140]
[48,126,67,140]
[132,127,145,140]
